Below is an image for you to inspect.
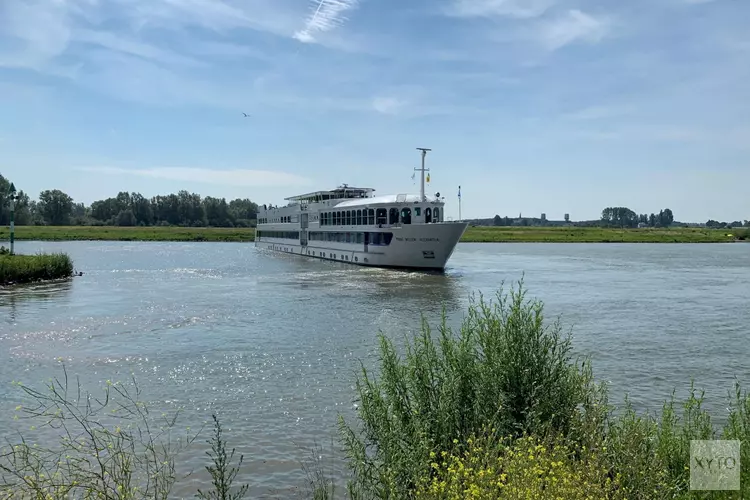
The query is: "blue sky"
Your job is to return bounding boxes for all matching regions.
[1,0,748,222]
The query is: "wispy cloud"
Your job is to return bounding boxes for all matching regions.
[536,9,610,50]
[0,0,72,69]
[72,29,204,68]
[293,0,361,43]
[561,105,632,121]
[446,0,553,19]
[371,97,407,115]
[77,167,312,187]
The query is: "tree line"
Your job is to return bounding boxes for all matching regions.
[600,207,674,228]
[1,173,258,228]
[486,206,748,229]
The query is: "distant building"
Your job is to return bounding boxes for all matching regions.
[541,213,547,222]
[564,213,570,222]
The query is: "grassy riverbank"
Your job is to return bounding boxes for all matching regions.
[1,225,744,243]
[0,225,256,242]
[2,281,748,498]
[463,225,743,243]
[0,252,74,286]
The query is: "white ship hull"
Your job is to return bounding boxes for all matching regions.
[256,149,466,271]
[256,221,468,270]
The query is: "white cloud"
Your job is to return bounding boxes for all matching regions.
[371,97,407,115]
[293,0,360,43]
[537,9,609,50]
[447,0,553,18]
[77,167,312,187]
[0,0,72,69]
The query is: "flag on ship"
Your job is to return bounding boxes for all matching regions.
[458,185,461,199]
[426,173,430,183]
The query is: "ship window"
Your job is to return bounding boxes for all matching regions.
[415,207,421,216]
[425,207,432,223]
[376,208,387,225]
[433,208,440,222]
[356,232,363,244]
[368,209,375,225]
[346,232,351,243]
[346,210,352,225]
[384,233,393,245]
[371,232,381,245]
[400,208,412,224]
[389,208,399,225]
[356,209,362,225]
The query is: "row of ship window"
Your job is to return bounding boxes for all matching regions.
[309,232,393,245]
[259,207,442,226]
[320,207,440,226]
[256,231,394,246]
[258,216,290,224]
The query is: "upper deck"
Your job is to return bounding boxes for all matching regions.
[284,185,375,204]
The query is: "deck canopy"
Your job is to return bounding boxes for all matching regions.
[285,184,375,203]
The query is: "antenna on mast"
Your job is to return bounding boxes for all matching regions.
[415,147,431,202]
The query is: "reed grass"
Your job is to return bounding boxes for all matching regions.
[0,252,74,286]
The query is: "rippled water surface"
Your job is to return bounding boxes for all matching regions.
[1,241,749,497]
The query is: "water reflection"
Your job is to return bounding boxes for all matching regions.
[261,251,467,317]
[0,280,74,323]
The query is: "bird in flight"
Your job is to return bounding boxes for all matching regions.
[242,112,250,117]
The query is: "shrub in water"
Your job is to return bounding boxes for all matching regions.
[0,252,74,285]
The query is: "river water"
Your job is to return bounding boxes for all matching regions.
[1,241,749,497]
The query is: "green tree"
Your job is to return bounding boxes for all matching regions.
[600,207,638,228]
[662,208,674,226]
[0,175,32,226]
[38,189,75,225]
[130,192,152,225]
[228,199,258,225]
[116,209,137,226]
[203,197,233,227]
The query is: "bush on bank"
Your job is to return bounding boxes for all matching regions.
[0,251,74,286]
[339,280,750,499]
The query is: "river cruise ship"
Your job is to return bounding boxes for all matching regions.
[255,149,468,270]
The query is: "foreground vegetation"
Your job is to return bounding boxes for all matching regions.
[1,282,748,498]
[0,251,74,286]
[1,225,746,244]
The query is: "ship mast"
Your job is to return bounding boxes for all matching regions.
[415,147,431,202]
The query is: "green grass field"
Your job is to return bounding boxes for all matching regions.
[0,225,256,242]
[0,224,744,243]
[461,225,743,243]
